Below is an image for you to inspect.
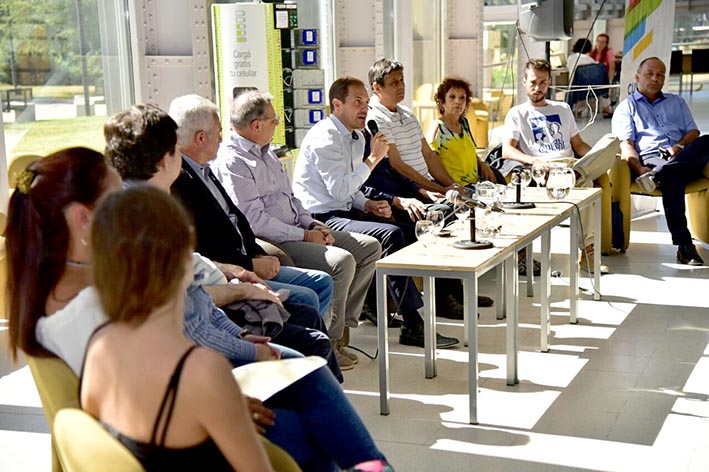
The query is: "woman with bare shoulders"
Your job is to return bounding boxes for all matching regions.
[80,186,271,471]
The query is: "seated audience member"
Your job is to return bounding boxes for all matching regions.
[292,76,459,349]
[427,77,505,186]
[149,96,333,319]
[82,186,273,472]
[588,33,616,117]
[213,90,382,371]
[612,56,709,266]
[366,57,459,197]
[5,151,392,471]
[502,59,615,273]
[6,148,121,369]
[103,103,341,379]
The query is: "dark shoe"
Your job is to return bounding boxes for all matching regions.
[518,256,541,276]
[435,294,484,319]
[399,324,459,349]
[478,295,494,307]
[359,305,403,328]
[677,245,704,266]
[435,294,464,319]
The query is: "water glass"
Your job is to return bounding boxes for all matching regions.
[532,162,547,187]
[414,220,434,249]
[454,204,470,226]
[426,209,445,234]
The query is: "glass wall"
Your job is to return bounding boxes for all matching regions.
[411,0,443,135]
[482,21,517,126]
[1,0,133,160]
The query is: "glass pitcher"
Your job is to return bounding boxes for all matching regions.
[546,163,576,200]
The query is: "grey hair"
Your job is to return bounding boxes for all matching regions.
[168,94,219,147]
[230,91,273,129]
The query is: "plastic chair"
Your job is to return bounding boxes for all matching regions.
[54,408,145,472]
[27,356,81,472]
[261,437,303,472]
[609,159,709,250]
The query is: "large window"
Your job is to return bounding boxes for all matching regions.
[1,0,133,160]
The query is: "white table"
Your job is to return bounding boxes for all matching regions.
[376,187,603,424]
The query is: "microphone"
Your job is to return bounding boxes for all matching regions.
[367,120,379,136]
[445,189,505,213]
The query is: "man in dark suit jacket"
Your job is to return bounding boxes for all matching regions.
[167,95,334,319]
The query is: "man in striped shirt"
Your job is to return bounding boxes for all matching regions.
[366,58,460,199]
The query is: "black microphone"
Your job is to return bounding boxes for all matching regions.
[445,189,505,213]
[367,120,379,136]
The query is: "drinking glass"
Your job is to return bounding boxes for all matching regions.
[414,220,434,249]
[532,162,547,187]
[426,209,445,235]
[453,204,470,228]
[476,181,497,206]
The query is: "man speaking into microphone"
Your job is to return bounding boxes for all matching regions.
[293,76,460,348]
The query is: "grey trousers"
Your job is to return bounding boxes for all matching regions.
[281,230,382,340]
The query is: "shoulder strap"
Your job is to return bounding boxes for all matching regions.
[150,346,198,446]
[78,320,113,406]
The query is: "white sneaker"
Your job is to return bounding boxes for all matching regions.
[635,172,656,193]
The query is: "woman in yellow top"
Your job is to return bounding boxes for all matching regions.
[428,77,505,186]
[429,79,539,276]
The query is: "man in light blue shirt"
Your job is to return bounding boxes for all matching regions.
[293,76,459,349]
[612,57,709,265]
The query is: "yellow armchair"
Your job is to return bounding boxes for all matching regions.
[27,356,81,472]
[609,159,709,250]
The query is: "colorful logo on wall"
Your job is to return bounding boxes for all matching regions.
[623,0,663,60]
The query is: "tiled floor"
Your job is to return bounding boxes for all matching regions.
[1,86,708,471]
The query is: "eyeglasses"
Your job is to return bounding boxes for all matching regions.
[259,114,280,125]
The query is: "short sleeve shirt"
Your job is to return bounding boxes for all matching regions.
[504,100,579,161]
[367,96,429,178]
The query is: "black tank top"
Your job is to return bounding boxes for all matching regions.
[84,344,234,471]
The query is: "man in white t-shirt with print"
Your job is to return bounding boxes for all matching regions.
[502,58,611,274]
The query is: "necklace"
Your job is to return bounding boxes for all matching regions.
[66,259,91,268]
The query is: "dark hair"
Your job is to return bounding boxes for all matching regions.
[104,104,178,181]
[5,147,111,360]
[524,59,552,76]
[91,185,195,324]
[329,77,366,109]
[368,58,404,89]
[572,38,593,54]
[434,77,473,115]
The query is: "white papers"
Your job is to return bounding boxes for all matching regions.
[232,356,326,401]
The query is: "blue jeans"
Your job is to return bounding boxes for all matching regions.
[265,366,387,471]
[269,266,333,318]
